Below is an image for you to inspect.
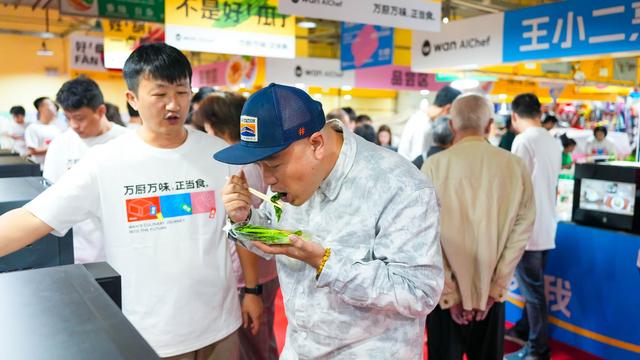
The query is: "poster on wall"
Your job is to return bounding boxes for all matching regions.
[69,33,106,73]
[341,23,393,71]
[411,13,504,72]
[165,0,295,58]
[279,0,441,32]
[265,57,354,88]
[60,0,99,17]
[99,0,164,23]
[192,56,265,89]
[103,20,164,69]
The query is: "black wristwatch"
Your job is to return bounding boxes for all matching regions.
[243,285,263,295]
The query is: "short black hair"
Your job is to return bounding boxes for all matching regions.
[342,107,357,121]
[560,134,577,148]
[355,114,371,125]
[123,43,192,93]
[105,103,125,127]
[354,124,377,143]
[9,106,25,116]
[33,96,59,111]
[126,103,139,117]
[542,114,558,124]
[56,76,104,111]
[512,93,542,119]
[593,126,608,138]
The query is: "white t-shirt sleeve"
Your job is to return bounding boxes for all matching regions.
[511,135,534,172]
[24,153,100,236]
[42,137,65,183]
[24,125,39,148]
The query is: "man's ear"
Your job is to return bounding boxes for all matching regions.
[96,104,107,118]
[484,118,494,136]
[448,119,458,143]
[308,131,326,160]
[126,90,138,111]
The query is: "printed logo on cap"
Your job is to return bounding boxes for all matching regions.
[240,115,259,142]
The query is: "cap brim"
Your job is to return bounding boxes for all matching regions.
[213,143,290,165]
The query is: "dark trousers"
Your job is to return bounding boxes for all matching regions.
[513,250,550,355]
[426,302,505,360]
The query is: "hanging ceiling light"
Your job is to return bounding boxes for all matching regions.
[37,41,53,56]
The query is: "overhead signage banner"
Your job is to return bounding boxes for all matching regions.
[99,0,164,23]
[103,20,165,69]
[165,0,295,58]
[411,13,504,72]
[60,0,98,17]
[279,0,441,32]
[192,56,265,88]
[503,0,640,62]
[355,65,444,91]
[265,57,354,88]
[340,22,393,71]
[69,33,106,72]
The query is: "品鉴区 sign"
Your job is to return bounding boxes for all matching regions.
[341,22,393,71]
[166,0,295,58]
[355,65,444,91]
[279,0,440,32]
[103,20,164,69]
[503,0,640,62]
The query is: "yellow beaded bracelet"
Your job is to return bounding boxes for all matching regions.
[315,248,332,279]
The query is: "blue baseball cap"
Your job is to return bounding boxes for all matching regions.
[213,83,326,165]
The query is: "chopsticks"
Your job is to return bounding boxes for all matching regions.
[226,176,284,208]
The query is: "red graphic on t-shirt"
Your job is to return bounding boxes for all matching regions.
[191,190,216,216]
[126,197,160,222]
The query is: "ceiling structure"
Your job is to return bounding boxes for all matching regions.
[0,0,559,43]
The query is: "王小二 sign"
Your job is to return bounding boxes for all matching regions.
[503,0,640,62]
[166,0,295,58]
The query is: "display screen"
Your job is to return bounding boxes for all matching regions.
[579,179,636,216]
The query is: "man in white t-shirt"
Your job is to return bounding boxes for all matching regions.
[506,94,562,360]
[25,97,61,169]
[398,86,461,161]
[4,106,28,155]
[0,43,261,359]
[44,76,129,264]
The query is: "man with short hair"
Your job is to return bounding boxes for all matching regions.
[5,106,28,155]
[218,83,443,359]
[0,43,261,359]
[398,85,461,160]
[25,97,61,169]
[423,94,535,360]
[505,93,562,360]
[43,76,129,263]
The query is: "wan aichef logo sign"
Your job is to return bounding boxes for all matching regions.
[412,12,503,72]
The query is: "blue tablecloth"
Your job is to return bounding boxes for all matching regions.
[506,222,640,359]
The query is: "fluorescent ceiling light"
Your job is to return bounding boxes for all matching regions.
[297,21,317,29]
[341,85,353,91]
[451,79,480,90]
